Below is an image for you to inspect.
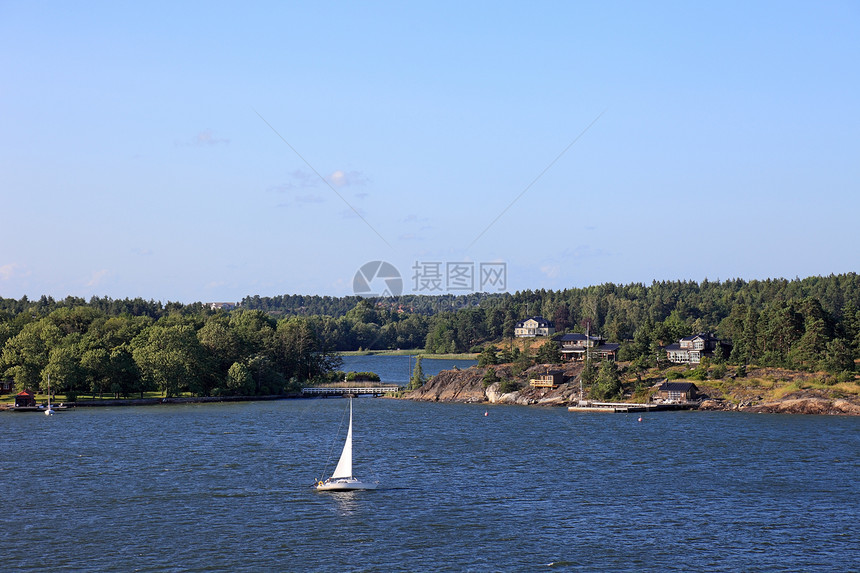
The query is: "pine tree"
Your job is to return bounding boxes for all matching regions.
[409,355,426,390]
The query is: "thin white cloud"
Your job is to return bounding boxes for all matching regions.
[0,263,21,281]
[326,169,369,187]
[175,129,230,147]
[540,265,560,279]
[270,170,318,191]
[86,269,110,287]
[192,129,230,146]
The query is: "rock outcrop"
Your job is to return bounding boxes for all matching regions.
[408,365,860,415]
[406,363,583,405]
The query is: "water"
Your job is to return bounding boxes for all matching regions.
[2,401,858,572]
[339,354,477,384]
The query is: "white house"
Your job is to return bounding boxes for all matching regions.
[515,316,555,338]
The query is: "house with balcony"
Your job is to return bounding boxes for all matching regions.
[664,332,730,364]
[556,333,620,362]
[529,369,565,388]
[515,316,555,338]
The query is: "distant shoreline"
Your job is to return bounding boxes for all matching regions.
[0,395,297,410]
[337,349,478,360]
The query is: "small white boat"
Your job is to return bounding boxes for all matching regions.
[315,398,378,491]
[44,374,54,416]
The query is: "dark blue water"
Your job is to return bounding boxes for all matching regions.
[2,400,858,572]
[339,354,477,384]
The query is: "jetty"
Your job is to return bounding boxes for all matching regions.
[302,384,403,397]
[568,401,699,413]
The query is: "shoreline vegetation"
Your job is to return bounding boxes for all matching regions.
[5,361,858,415]
[2,273,859,414]
[337,349,478,360]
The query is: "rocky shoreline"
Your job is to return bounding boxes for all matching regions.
[406,364,860,416]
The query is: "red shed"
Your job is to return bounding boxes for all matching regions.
[14,390,37,408]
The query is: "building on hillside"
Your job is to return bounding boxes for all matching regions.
[664,332,731,364]
[529,369,565,389]
[655,381,699,402]
[207,302,237,311]
[14,390,36,408]
[555,333,620,362]
[0,378,13,394]
[515,316,555,338]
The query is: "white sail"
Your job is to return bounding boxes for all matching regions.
[315,397,376,491]
[330,399,353,479]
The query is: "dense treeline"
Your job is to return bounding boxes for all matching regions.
[0,303,339,399]
[3,274,860,396]
[240,292,493,317]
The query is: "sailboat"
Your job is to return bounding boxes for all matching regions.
[315,398,378,491]
[44,374,54,416]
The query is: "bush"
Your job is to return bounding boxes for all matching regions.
[345,371,381,382]
[687,367,707,381]
[666,371,683,380]
[482,368,500,388]
[836,370,856,383]
[498,379,520,393]
[711,363,727,380]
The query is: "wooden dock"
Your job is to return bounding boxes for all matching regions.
[568,401,699,413]
[301,385,404,397]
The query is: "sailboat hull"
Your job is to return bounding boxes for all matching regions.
[315,478,378,492]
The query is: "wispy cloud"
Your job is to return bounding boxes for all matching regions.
[540,265,561,279]
[0,263,22,281]
[294,193,325,204]
[86,269,110,287]
[270,172,327,206]
[270,170,318,192]
[326,169,369,187]
[176,129,230,147]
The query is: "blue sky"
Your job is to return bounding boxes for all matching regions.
[2,1,858,302]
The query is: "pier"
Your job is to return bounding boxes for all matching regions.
[301,384,404,397]
[568,401,699,413]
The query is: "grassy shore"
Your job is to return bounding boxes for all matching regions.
[337,349,478,360]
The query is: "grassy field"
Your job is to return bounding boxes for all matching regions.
[2,391,187,404]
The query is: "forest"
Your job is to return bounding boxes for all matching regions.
[2,273,859,399]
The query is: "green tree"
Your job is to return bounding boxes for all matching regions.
[482,367,500,387]
[409,355,426,390]
[226,362,255,395]
[581,361,598,386]
[1,319,61,391]
[132,324,203,397]
[536,341,561,364]
[109,345,142,398]
[822,338,854,374]
[477,345,499,367]
[80,347,111,398]
[590,360,622,400]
